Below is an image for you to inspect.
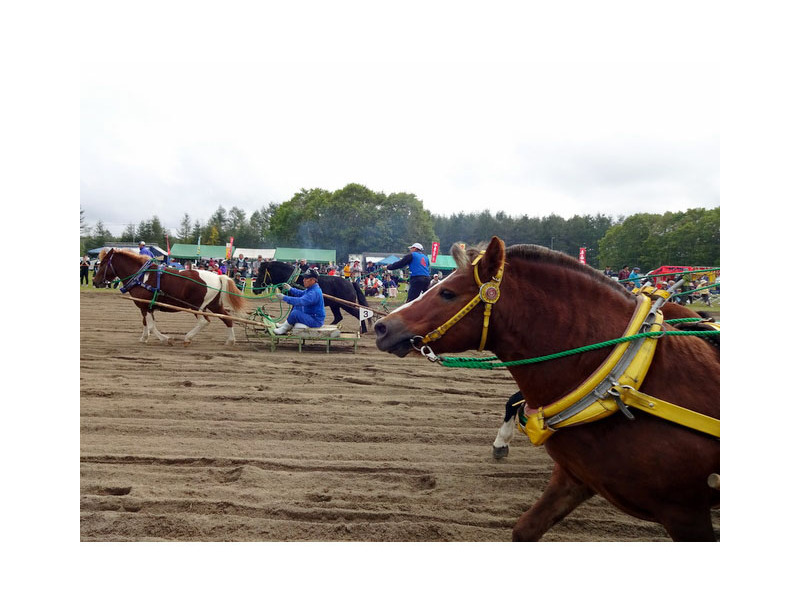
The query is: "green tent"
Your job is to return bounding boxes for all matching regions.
[169,243,231,260]
[274,247,337,264]
[429,254,458,271]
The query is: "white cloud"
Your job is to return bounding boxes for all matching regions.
[81,60,718,234]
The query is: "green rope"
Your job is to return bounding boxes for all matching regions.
[438,320,718,370]
[252,303,290,323]
[663,317,705,324]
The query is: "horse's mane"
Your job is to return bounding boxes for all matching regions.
[99,247,149,265]
[452,242,630,296]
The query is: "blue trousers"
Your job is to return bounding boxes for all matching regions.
[406,275,430,302]
[287,308,324,328]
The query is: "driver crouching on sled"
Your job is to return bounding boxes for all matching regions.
[270,268,326,335]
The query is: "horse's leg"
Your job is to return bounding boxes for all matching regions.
[493,391,525,459]
[512,463,594,541]
[138,306,151,342]
[492,420,515,459]
[183,316,210,345]
[145,312,171,344]
[658,506,716,542]
[329,304,343,325]
[221,317,236,346]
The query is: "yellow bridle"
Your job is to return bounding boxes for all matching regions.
[414,246,505,355]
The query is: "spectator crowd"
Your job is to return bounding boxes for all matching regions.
[83,246,715,307]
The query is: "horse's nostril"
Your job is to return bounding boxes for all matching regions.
[374,322,386,336]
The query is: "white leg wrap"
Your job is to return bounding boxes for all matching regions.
[185,317,209,342]
[493,419,516,449]
[145,313,170,343]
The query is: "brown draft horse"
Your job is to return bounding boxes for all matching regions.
[375,236,720,541]
[92,248,246,345]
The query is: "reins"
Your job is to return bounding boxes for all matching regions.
[435,319,719,369]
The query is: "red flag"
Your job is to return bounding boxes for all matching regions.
[579,247,586,264]
[431,241,440,264]
[165,234,171,257]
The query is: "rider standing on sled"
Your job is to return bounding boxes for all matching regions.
[270,268,326,335]
[384,242,430,302]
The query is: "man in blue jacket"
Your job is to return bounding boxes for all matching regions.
[138,241,154,258]
[270,268,326,335]
[385,242,431,302]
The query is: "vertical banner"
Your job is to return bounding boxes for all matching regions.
[197,235,202,258]
[226,237,234,259]
[431,241,440,264]
[165,234,171,258]
[579,247,587,264]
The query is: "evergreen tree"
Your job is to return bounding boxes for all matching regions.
[121,223,137,241]
[177,213,193,243]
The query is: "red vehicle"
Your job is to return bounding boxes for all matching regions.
[646,265,719,287]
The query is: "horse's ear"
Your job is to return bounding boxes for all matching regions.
[477,236,506,281]
[451,243,468,269]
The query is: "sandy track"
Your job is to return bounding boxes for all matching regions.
[80,289,718,541]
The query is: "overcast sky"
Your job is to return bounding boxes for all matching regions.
[80,61,718,236]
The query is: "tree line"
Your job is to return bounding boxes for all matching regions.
[80,183,720,271]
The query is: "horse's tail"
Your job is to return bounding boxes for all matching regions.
[352,281,373,332]
[353,281,369,308]
[221,275,247,314]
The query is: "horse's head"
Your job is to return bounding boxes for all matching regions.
[92,248,147,288]
[375,236,507,357]
[92,248,116,287]
[254,261,297,295]
[253,261,272,294]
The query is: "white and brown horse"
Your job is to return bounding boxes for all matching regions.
[93,248,246,345]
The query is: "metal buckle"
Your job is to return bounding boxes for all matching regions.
[411,336,440,362]
[608,383,635,420]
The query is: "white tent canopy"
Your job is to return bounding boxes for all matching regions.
[233,248,275,260]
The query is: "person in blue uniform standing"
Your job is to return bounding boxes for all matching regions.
[270,268,326,335]
[138,241,154,258]
[385,242,430,302]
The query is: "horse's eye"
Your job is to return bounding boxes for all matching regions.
[439,288,456,300]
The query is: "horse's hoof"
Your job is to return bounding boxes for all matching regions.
[183,340,192,347]
[165,338,174,346]
[492,445,509,460]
